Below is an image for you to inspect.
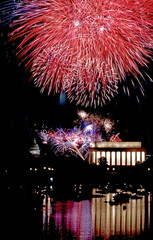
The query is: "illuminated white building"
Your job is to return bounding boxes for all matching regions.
[88,142,146,166]
[29,138,41,156]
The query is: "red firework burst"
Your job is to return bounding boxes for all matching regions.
[9,0,153,106]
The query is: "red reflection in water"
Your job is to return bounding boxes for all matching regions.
[42,190,151,239]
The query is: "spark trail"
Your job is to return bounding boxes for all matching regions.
[37,111,120,160]
[2,0,153,106]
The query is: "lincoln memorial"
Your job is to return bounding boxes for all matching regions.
[88,142,146,166]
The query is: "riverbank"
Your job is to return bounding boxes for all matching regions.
[1,154,153,190]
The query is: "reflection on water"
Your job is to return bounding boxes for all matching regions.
[42,186,152,239]
[92,191,148,238]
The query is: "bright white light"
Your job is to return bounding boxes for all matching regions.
[48,167,53,171]
[117,151,120,165]
[71,141,77,146]
[106,151,110,165]
[94,142,142,148]
[84,125,93,132]
[97,151,100,160]
[78,110,88,119]
[127,152,130,165]
[142,151,145,162]
[50,177,53,182]
[137,152,140,162]
[112,151,115,165]
[122,152,126,165]
[90,142,95,147]
[74,20,80,27]
[92,151,95,164]
[132,152,136,166]
[100,26,105,32]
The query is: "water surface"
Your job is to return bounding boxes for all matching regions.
[41,185,152,239]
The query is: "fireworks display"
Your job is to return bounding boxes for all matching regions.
[1,0,153,107]
[37,111,121,160]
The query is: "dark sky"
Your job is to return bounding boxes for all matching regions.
[1,22,153,159]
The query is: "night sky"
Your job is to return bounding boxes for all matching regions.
[1,18,153,160]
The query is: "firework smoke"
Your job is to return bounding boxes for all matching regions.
[2,0,153,106]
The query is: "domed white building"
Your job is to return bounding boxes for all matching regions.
[29,138,41,156]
